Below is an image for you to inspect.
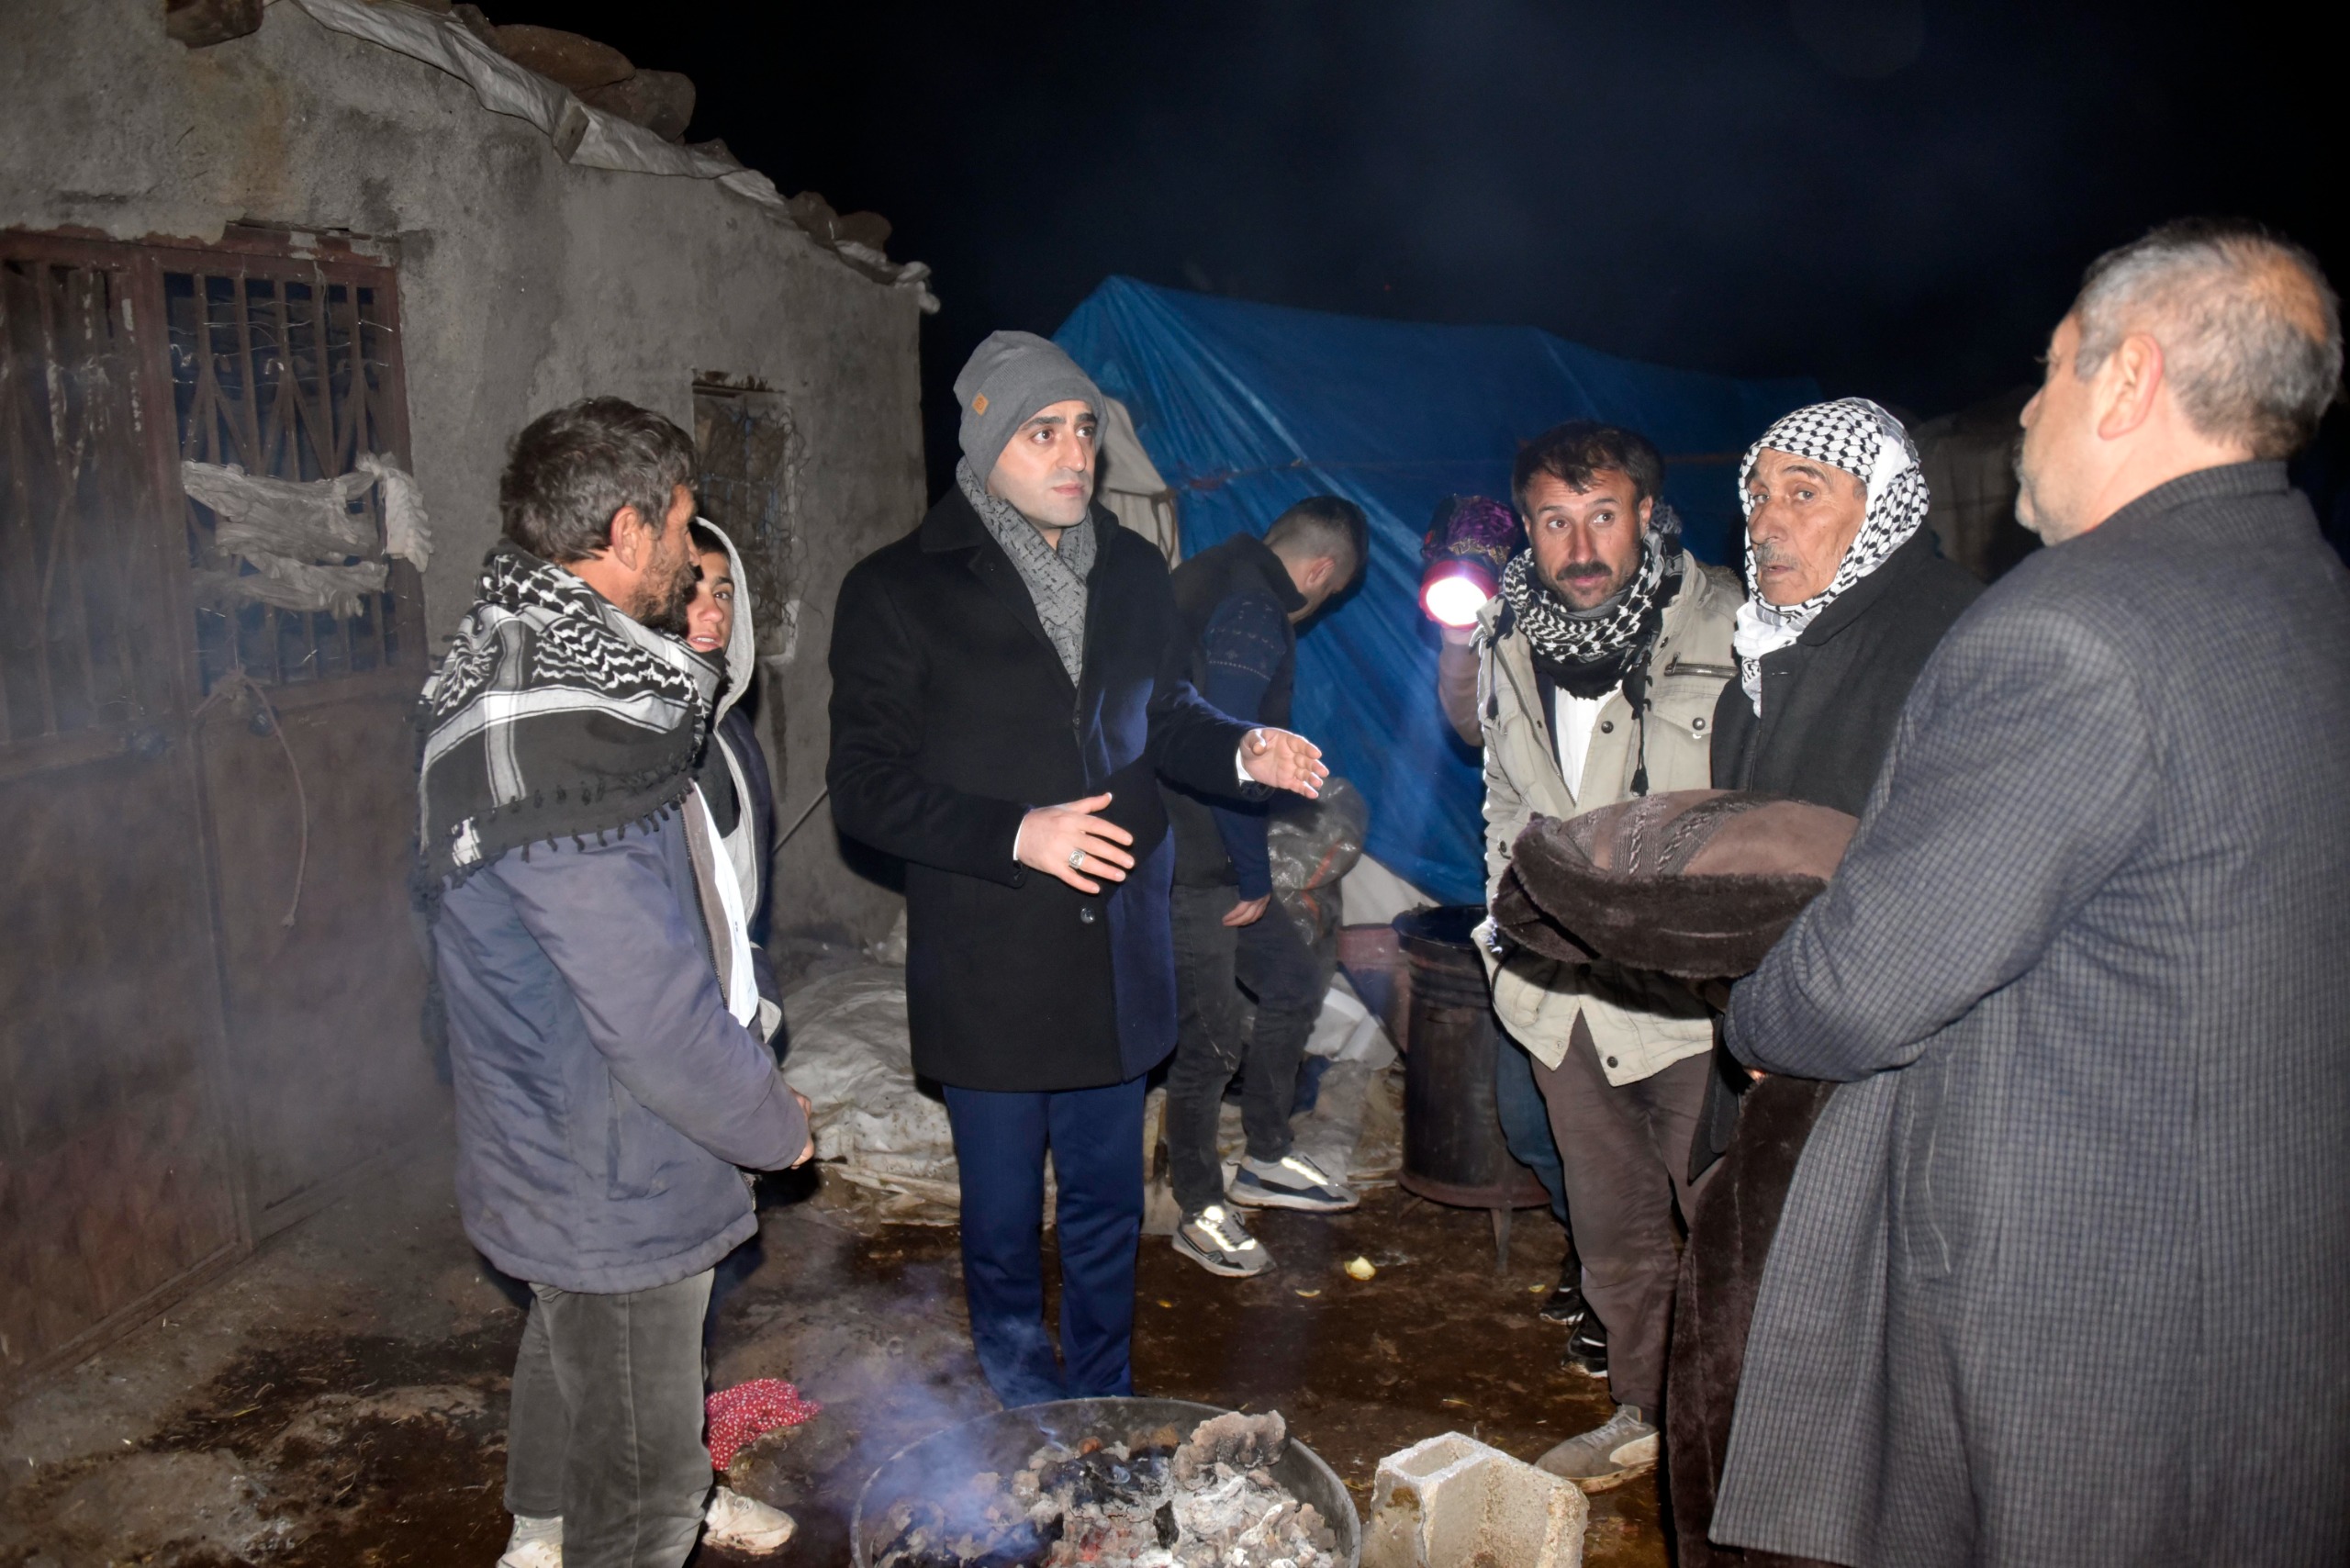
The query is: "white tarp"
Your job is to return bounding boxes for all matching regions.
[783,959,1393,1225]
[781,965,958,1208]
[1098,397,1180,566]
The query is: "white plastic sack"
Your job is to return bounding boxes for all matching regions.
[1303,973,1396,1070]
[781,965,957,1190]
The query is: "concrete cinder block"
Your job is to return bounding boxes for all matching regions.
[1361,1431,1587,1568]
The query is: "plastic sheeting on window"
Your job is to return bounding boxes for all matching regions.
[1057,277,1818,904]
[181,455,431,618]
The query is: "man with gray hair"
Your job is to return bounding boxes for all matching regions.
[1709,219,2350,1565]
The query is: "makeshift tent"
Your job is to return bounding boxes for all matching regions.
[1057,276,1817,904]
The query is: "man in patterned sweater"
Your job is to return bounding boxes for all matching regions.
[1159,497,1368,1277]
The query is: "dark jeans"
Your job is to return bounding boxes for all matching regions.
[1165,883,1326,1215]
[1530,1015,1712,1413]
[1494,1029,1572,1230]
[505,1269,714,1568]
[942,1076,1147,1407]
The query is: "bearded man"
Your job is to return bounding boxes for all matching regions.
[1666,398,1979,1568]
[421,398,810,1568]
[1470,421,1739,1484]
[1711,222,2349,1565]
[827,332,1327,1407]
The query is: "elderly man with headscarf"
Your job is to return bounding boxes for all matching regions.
[1666,397,1979,1568]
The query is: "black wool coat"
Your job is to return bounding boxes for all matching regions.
[826,489,1255,1092]
[1709,529,1982,817]
[1672,527,1979,1568]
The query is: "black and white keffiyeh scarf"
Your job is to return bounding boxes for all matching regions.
[1500,504,1685,697]
[415,540,715,890]
[1732,398,1930,714]
[957,457,1096,685]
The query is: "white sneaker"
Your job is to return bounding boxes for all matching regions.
[703,1484,797,1553]
[498,1536,564,1568]
[1534,1403,1659,1490]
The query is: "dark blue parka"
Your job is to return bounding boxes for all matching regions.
[826,491,1254,1092]
[433,811,805,1294]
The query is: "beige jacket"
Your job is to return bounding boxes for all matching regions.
[1474,562,1739,1081]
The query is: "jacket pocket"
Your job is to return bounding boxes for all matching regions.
[1893,1063,1953,1281]
[605,1081,676,1200]
[1490,952,1584,1063]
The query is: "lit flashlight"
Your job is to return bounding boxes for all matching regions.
[1417,495,1523,629]
[1420,562,1497,628]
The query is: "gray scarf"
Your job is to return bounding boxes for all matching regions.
[957,456,1096,684]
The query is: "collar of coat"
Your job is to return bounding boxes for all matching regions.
[915,482,1130,686]
[919,481,1120,563]
[2097,458,2288,536]
[1479,555,1736,675]
[1207,531,1309,617]
[1772,528,1945,654]
[1475,560,1739,752]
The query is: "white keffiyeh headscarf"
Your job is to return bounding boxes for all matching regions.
[1731,398,1930,714]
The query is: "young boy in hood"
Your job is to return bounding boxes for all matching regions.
[688,521,780,1033]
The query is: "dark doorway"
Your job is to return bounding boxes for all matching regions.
[0,230,439,1391]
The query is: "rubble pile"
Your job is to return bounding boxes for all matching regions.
[873,1410,1341,1568]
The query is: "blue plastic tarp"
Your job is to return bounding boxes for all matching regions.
[1057,276,1818,906]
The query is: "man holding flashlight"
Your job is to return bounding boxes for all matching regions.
[1469,421,1740,1484]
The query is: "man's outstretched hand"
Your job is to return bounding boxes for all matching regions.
[1242,727,1328,799]
[1016,792,1136,893]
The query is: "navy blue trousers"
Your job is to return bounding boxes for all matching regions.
[942,1076,1147,1407]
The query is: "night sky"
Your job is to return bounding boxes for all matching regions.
[529,0,2340,496]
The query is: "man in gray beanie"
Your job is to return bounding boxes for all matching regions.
[828,330,1329,1406]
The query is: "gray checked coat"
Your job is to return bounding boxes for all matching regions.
[1714,463,2350,1566]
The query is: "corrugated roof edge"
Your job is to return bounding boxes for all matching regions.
[278,0,939,312]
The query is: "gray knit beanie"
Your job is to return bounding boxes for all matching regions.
[954,330,1104,473]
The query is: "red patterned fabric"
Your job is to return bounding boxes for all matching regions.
[705,1378,822,1471]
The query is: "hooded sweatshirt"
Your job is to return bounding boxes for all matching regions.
[693,521,780,1029]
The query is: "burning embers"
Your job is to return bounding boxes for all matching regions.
[874,1410,1342,1568]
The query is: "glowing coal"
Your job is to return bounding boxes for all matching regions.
[871,1410,1341,1568]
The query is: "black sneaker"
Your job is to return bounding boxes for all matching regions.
[1564,1313,1608,1378]
[1538,1257,1586,1326]
[1228,1152,1358,1213]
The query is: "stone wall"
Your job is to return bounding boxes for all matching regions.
[0,0,923,939]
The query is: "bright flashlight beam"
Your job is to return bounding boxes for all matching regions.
[1422,572,1493,629]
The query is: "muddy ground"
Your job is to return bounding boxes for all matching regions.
[0,1120,1662,1567]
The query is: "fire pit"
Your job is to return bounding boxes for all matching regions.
[852,1396,1360,1568]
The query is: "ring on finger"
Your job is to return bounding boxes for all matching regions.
[1068,847,1086,870]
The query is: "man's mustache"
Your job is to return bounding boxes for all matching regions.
[1553,561,1613,581]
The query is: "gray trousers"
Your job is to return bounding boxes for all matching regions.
[505,1269,715,1568]
[1531,1016,1711,1413]
[1164,883,1327,1215]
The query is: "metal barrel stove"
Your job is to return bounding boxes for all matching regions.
[1393,904,1551,1265]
